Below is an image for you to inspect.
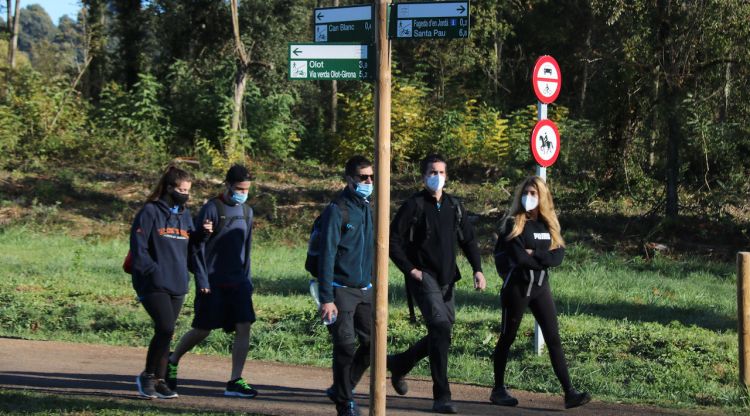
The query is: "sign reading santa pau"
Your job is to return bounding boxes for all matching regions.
[530,119,560,167]
[532,55,561,104]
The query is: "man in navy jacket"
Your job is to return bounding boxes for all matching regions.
[318,156,375,416]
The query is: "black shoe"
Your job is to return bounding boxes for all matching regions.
[154,379,178,399]
[387,355,408,395]
[432,400,458,414]
[136,372,157,399]
[165,355,178,391]
[336,400,361,416]
[564,390,591,409]
[225,378,258,398]
[489,386,519,406]
[326,386,355,403]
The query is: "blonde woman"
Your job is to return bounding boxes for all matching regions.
[490,176,590,409]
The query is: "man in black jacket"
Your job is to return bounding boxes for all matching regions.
[388,154,486,414]
[318,156,375,416]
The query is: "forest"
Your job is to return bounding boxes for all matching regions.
[1,0,749,221]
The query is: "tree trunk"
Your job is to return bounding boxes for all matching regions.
[8,0,20,70]
[231,66,248,134]
[228,0,250,161]
[579,26,592,113]
[115,0,142,90]
[665,88,681,218]
[82,0,106,101]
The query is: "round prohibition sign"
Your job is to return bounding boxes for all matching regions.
[532,55,562,104]
[530,119,560,167]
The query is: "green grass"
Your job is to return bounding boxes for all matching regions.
[0,389,263,415]
[0,226,749,413]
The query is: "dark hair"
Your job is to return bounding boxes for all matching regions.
[345,155,372,177]
[147,165,192,202]
[420,154,447,175]
[225,164,251,185]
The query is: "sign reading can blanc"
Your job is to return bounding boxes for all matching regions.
[288,43,372,81]
[390,1,470,39]
[314,4,373,43]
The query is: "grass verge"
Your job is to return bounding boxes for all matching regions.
[0,226,748,413]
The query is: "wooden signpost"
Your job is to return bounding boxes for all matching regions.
[289,2,471,414]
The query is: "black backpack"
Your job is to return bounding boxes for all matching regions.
[494,219,515,280]
[404,193,466,322]
[305,196,350,278]
[205,196,253,261]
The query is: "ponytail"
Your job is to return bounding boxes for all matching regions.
[146,165,192,203]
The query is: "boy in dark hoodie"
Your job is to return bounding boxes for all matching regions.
[166,165,257,398]
[130,166,210,399]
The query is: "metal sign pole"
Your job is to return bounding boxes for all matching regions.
[370,1,391,415]
[534,100,547,356]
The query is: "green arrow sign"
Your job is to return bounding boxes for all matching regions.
[314,4,373,43]
[288,43,372,81]
[389,1,470,40]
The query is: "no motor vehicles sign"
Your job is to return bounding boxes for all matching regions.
[532,55,561,104]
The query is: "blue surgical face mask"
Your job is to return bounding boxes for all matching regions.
[231,191,248,204]
[355,182,373,198]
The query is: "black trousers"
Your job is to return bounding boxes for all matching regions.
[493,272,573,393]
[329,286,372,403]
[390,273,455,402]
[140,292,185,379]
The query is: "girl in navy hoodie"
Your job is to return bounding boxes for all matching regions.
[130,166,210,399]
[490,176,590,410]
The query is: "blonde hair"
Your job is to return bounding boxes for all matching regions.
[503,176,564,249]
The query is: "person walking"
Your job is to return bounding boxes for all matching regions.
[317,156,375,416]
[388,154,486,414]
[490,176,590,409]
[166,164,258,398]
[129,165,209,399]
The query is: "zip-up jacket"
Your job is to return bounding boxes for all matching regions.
[390,190,483,286]
[193,195,253,290]
[317,187,374,304]
[498,218,565,296]
[129,199,199,296]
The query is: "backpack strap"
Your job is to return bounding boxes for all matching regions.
[212,197,227,235]
[444,194,465,242]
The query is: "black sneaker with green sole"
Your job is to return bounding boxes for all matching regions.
[224,378,258,398]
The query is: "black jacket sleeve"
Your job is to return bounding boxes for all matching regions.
[389,199,417,275]
[508,234,545,270]
[457,202,483,273]
[534,247,565,268]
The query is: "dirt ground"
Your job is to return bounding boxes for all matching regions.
[0,338,716,415]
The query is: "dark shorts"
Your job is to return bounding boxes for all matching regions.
[192,282,255,332]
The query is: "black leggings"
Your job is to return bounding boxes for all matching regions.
[493,274,573,393]
[140,292,185,379]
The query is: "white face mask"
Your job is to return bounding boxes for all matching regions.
[425,174,445,192]
[521,194,539,211]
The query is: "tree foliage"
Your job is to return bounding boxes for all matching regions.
[0,0,748,218]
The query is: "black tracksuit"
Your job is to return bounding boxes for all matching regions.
[389,190,483,402]
[493,218,574,394]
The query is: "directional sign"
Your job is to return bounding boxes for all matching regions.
[389,1,470,39]
[532,55,562,104]
[530,119,560,167]
[314,4,373,43]
[288,43,372,81]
